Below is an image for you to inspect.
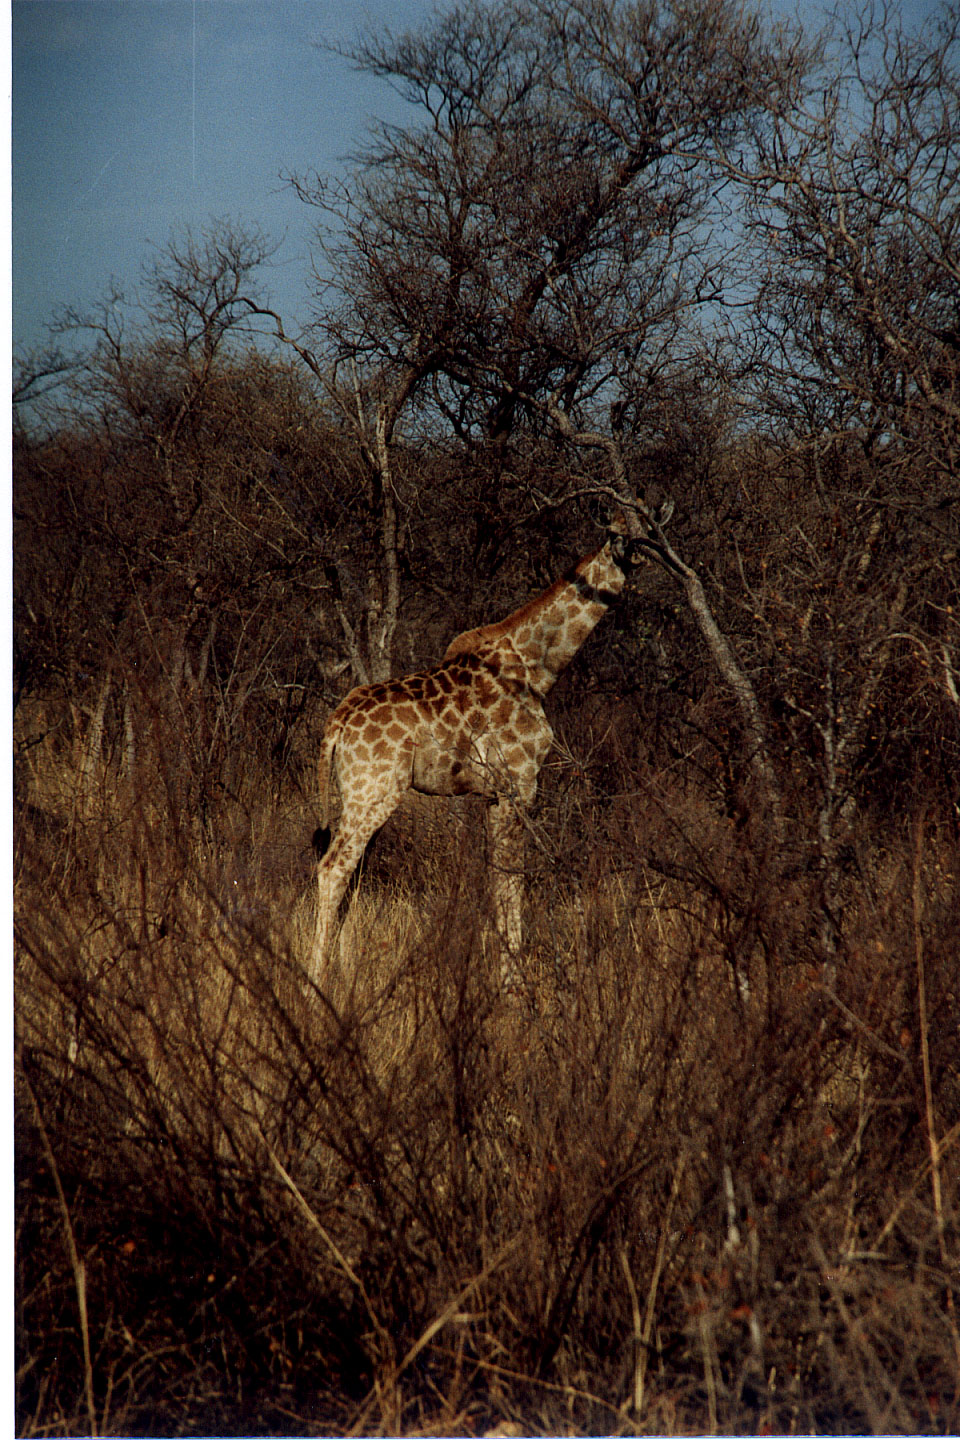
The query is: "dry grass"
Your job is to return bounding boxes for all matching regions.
[14,704,960,1436]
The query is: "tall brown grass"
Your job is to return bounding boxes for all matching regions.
[14,691,960,1436]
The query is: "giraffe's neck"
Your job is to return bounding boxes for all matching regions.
[444,541,627,696]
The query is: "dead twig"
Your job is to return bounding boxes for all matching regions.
[912,812,960,1376]
[21,1069,98,1438]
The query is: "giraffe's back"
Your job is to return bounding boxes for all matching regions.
[329,652,551,806]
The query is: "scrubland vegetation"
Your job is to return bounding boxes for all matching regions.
[14,0,960,1432]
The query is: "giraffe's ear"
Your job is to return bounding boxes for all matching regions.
[651,497,675,528]
[605,496,673,537]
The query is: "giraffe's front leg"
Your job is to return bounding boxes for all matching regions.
[488,797,527,985]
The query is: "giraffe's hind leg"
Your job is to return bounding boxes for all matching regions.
[482,729,545,988]
[314,834,358,980]
[313,786,407,982]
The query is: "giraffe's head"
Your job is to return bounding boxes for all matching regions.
[605,497,675,571]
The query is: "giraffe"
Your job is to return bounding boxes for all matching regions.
[311,516,653,981]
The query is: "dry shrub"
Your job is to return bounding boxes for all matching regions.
[15,696,960,1436]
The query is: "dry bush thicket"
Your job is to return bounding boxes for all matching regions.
[14,0,960,1430]
[14,554,960,1433]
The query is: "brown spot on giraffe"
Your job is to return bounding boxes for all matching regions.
[312,519,652,982]
[512,708,537,735]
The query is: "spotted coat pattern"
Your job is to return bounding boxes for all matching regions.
[312,528,644,979]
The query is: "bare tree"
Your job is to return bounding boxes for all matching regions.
[301,0,813,438]
[735,2,959,469]
[12,345,80,422]
[276,0,817,687]
[50,223,278,512]
[709,2,960,956]
[14,227,370,825]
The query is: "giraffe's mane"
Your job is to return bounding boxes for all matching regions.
[444,544,610,660]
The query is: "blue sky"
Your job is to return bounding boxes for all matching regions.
[11,0,949,361]
[12,0,435,356]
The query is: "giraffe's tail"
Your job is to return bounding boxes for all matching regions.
[313,710,342,859]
